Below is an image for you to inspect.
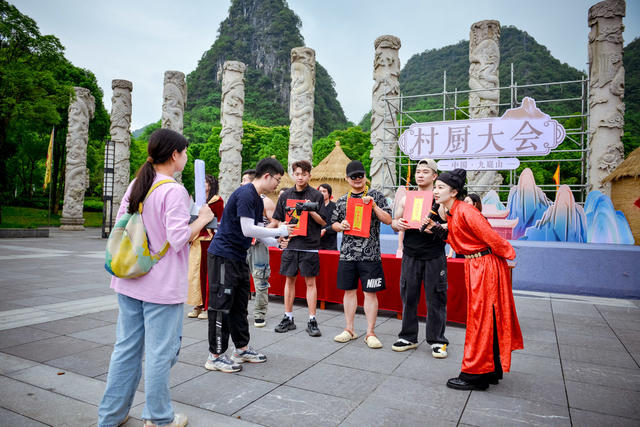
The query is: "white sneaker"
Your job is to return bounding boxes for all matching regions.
[204,353,242,373]
[431,343,448,359]
[143,412,188,426]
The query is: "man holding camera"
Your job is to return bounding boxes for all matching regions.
[272,160,326,337]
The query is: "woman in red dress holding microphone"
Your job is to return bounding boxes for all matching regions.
[428,168,523,390]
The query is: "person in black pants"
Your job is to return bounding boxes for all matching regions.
[204,158,293,373]
[318,183,337,251]
[390,158,449,358]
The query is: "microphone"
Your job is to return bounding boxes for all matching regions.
[420,203,441,233]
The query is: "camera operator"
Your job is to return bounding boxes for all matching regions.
[272,160,325,337]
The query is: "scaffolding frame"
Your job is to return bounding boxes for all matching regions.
[381,64,590,203]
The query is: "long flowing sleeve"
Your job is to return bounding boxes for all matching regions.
[462,207,515,260]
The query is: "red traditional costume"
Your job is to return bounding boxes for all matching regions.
[446,199,523,375]
[187,196,224,309]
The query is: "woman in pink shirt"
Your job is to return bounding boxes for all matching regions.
[98,129,213,427]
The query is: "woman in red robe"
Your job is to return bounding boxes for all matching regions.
[187,175,224,319]
[429,168,523,390]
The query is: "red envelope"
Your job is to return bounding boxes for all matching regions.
[345,197,372,238]
[403,191,433,229]
[285,199,308,237]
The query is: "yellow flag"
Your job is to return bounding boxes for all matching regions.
[553,163,560,192]
[43,127,54,190]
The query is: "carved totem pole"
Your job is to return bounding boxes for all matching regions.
[218,61,246,201]
[288,47,316,174]
[110,79,133,218]
[162,70,187,182]
[467,20,502,195]
[588,0,626,195]
[370,35,401,198]
[60,87,95,230]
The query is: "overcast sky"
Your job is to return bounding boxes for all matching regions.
[12,0,640,131]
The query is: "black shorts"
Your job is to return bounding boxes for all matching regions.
[337,260,386,293]
[279,250,320,277]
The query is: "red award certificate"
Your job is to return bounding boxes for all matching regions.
[402,191,433,229]
[285,199,308,237]
[345,197,372,238]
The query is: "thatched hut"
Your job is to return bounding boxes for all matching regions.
[309,141,355,199]
[603,147,640,245]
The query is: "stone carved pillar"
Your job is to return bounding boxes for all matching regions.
[288,47,315,174]
[588,0,625,196]
[467,20,503,196]
[218,61,246,201]
[370,35,401,198]
[162,70,187,182]
[60,87,95,230]
[110,79,133,218]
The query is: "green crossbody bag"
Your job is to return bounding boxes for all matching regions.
[105,179,175,279]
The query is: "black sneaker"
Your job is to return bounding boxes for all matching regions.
[274,315,296,333]
[306,318,322,337]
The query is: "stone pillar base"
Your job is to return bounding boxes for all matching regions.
[60,217,85,231]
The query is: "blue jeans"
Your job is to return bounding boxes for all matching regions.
[98,294,183,427]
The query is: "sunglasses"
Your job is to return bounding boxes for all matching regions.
[348,173,365,180]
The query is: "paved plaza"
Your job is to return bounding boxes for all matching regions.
[0,229,639,426]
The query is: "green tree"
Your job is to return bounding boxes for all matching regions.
[0,1,110,220]
[0,0,66,219]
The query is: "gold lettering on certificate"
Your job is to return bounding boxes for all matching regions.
[411,198,423,222]
[353,205,363,231]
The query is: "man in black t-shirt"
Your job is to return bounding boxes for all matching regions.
[390,158,449,358]
[331,160,392,349]
[205,158,294,373]
[272,160,326,337]
[318,183,338,250]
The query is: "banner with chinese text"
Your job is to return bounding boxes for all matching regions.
[397,97,566,161]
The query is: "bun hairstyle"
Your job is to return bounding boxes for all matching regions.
[127,128,188,214]
[437,168,468,200]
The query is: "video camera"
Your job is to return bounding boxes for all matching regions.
[284,201,319,225]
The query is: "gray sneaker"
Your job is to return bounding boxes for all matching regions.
[232,347,267,363]
[204,353,242,372]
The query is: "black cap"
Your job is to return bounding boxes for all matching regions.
[346,160,366,178]
[438,168,467,193]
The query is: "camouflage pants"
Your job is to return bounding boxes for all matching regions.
[246,241,271,319]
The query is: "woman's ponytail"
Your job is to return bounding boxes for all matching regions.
[127,129,188,214]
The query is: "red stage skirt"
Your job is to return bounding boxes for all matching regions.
[251,248,468,324]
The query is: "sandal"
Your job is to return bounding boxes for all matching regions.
[334,329,358,343]
[187,307,202,318]
[364,334,382,349]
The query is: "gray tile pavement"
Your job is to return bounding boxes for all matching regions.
[0,229,639,426]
